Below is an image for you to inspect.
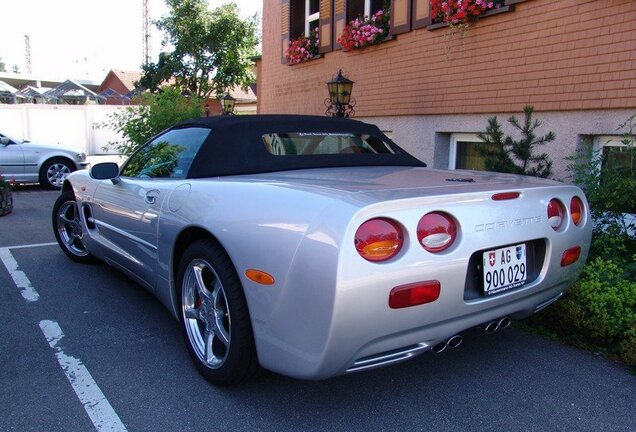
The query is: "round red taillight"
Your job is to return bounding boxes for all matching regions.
[354,218,404,262]
[570,196,584,226]
[417,212,457,253]
[547,199,565,230]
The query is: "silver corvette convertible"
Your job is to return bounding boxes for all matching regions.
[52,115,592,385]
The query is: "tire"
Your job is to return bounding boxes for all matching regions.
[177,239,260,385]
[52,191,98,264]
[40,158,76,189]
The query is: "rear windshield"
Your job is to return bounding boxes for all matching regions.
[262,132,395,156]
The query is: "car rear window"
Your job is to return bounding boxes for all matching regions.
[262,132,396,156]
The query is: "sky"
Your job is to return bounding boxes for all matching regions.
[0,0,262,82]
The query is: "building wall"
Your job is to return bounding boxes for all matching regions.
[259,0,636,180]
[361,109,635,180]
[260,0,636,117]
[0,104,129,155]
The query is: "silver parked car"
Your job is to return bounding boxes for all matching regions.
[0,132,89,188]
[52,115,592,385]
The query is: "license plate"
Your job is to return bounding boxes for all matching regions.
[482,244,527,295]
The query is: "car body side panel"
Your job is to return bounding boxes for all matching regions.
[0,143,27,180]
[90,178,170,289]
[153,179,358,328]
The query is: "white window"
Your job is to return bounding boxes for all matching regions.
[305,0,320,35]
[349,0,387,20]
[365,0,385,17]
[448,133,492,170]
[593,135,635,173]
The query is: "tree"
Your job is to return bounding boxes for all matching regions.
[476,106,555,178]
[138,1,259,98]
[11,64,20,74]
[102,86,203,156]
[0,58,6,72]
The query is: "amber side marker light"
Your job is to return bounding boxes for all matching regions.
[389,281,441,309]
[245,269,275,285]
[560,246,581,267]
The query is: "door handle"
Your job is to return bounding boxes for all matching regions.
[145,190,160,205]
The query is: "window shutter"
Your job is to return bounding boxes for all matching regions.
[412,0,432,29]
[390,0,412,35]
[319,0,334,53]
[281,0,290,63]
[333,0,347,50]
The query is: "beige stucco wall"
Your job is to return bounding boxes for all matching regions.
[361,109,635,181]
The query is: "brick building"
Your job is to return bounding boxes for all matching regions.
[258,0,636,179]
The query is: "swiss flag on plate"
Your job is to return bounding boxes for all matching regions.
[489,252,496,267]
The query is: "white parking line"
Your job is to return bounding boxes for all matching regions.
[0,247,41,302]
[39,320,128,432]
[5,241,58,250]
[5,244,127,430]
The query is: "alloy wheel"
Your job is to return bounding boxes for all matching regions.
[182,259,231,369]
[47,163,71,188]
[56,201,89,257]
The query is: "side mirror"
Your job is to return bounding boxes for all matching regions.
[0,137,10,145]
[90,162,120,181]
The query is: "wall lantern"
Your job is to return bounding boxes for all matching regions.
[221,93,236,115]
[325,69,356,118]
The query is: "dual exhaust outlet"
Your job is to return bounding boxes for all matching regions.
[431,316,511,354]
[431,335,463,354]
[483,316,512,334]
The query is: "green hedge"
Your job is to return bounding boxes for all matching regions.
[523,113,635,369]
[528,256,636,367]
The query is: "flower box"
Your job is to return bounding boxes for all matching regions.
[285,29,320,65]
[337,9,391,52]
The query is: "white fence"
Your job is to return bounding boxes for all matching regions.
[0,104,129,155]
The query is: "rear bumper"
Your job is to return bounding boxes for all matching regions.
[343,282,567,375]
[258,276,573,380]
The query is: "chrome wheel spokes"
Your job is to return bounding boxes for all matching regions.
[47,163,71,187]
[182,259,231,369]
[56,201,89,257]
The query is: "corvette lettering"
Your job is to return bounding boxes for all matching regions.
[475,216,542,232]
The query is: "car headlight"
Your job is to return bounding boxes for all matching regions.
[75,152,87,161]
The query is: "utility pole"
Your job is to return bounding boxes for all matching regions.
[142,0,151,65]
[24,35,32,74]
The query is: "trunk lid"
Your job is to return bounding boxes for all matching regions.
[237,166,561,202]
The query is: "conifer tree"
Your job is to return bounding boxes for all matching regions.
[477,106,555,178]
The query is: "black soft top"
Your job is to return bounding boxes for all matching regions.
[175,115,425,178]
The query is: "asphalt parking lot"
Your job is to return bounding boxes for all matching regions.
[1,189,635,432]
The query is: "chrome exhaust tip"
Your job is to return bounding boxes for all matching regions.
[498,317,512,329]
[447,335,463,349]
[431,341,447,354]
[484,321,499,334]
